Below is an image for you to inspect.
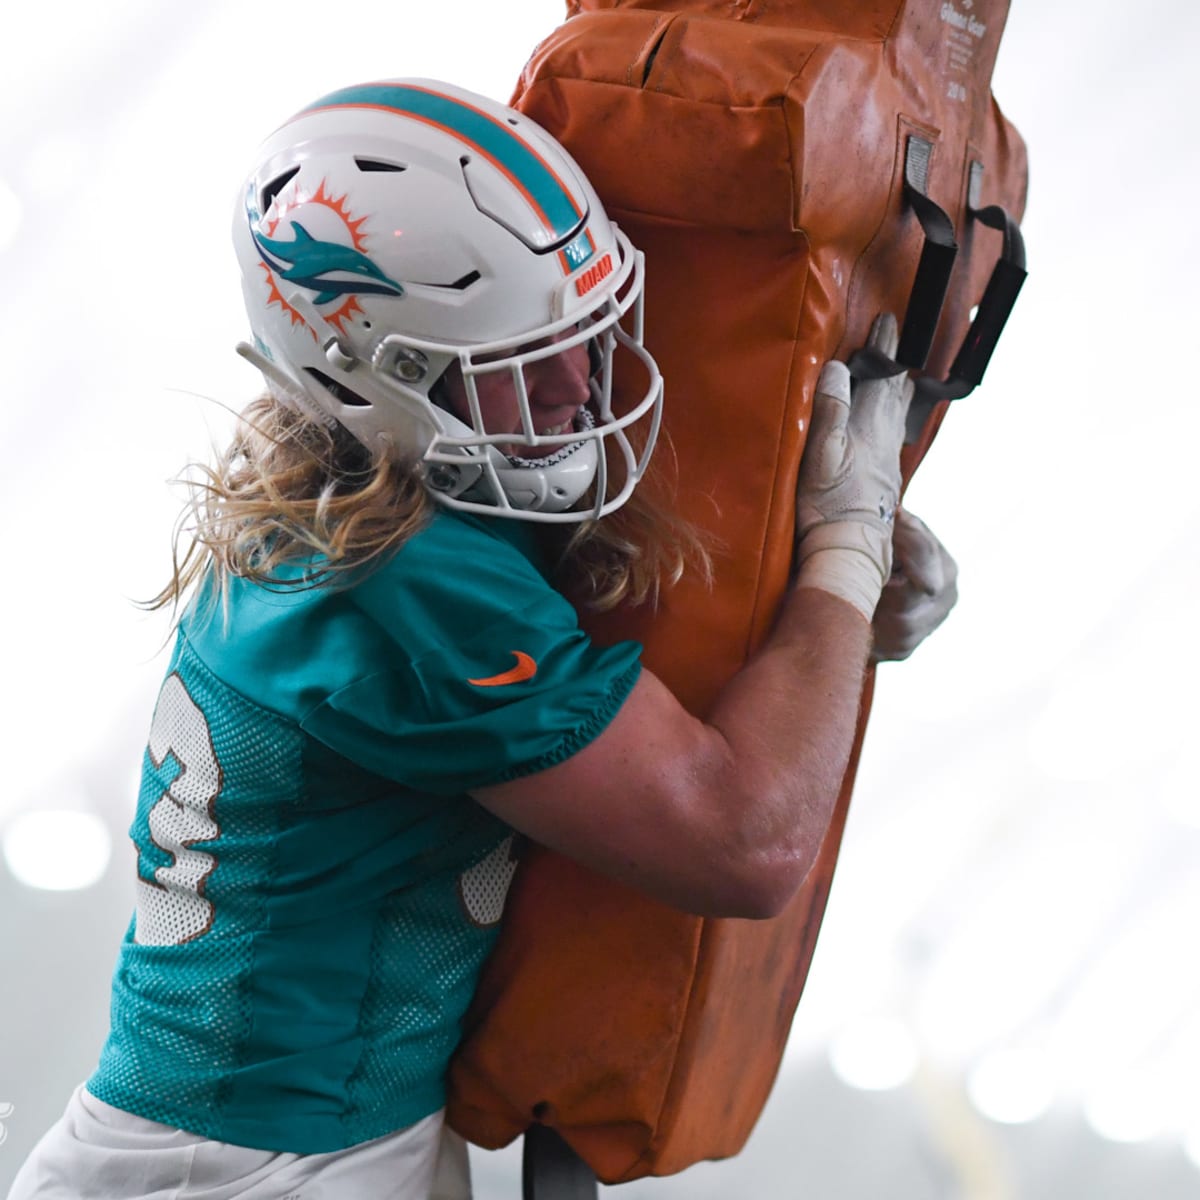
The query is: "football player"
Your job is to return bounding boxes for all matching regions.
[8,79,952,1200]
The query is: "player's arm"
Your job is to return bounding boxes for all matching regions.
[472,316,910,920]
[474,588,869,919]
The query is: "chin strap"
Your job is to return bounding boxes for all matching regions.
[234,341,338,429]
[236,290,360,429]
[282,289,360,372]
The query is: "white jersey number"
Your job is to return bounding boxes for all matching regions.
[458,836,518,928]
[134,673,222,945]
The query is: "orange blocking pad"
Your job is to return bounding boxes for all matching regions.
[448,0,1027,1182]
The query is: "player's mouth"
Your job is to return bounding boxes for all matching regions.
[504,408,592,460]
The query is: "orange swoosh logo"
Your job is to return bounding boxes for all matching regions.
[468,651,538,688]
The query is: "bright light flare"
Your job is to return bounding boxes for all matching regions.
[3,810,112,892]
[966,1048,1055,1124]
[828,1016,919,1092]
[1083,1076,1168,1144]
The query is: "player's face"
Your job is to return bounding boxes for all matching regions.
[439,329,591,459]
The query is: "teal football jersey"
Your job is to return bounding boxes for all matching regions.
[88,512,641,1153]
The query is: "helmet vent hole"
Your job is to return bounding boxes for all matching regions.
[260,167,300,214]
[448,271,482,291]
[355,158,408,173]
[304,368,371,408]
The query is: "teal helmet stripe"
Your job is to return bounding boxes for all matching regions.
[303,83,586,250]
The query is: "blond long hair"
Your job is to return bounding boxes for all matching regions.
[150,394,710,617]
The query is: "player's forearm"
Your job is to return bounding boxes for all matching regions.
[697,317,907,912]
[698,584,871,914]
[468,586,871,920]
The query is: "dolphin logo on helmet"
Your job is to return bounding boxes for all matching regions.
[251,220,406,306]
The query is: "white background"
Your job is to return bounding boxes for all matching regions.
[2,1,1199,1196]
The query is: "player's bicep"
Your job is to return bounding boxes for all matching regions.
[470,670,733,909]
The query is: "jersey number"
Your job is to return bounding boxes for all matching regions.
[134,673,222,945]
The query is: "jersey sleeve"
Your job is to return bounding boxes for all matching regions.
[300,516,642,795]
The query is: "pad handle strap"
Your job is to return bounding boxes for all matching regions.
[903,161,1028,439]
[846,151,1028,442]
[849,134,959,382]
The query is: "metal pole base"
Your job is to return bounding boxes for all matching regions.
[521,1125,599,1200]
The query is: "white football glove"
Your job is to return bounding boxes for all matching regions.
[872,508,959,662]
[795,314,912,619]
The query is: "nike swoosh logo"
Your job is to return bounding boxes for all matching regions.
[468,651,538,688]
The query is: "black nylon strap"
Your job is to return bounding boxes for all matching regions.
[911,198,1028,409]
[841,152,1029,441]
[896,137,959,370]
[849,135,958,383]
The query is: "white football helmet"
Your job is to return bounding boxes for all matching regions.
[233,78,662,522]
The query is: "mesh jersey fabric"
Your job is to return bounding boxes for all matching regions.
[87,511,642,1154]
